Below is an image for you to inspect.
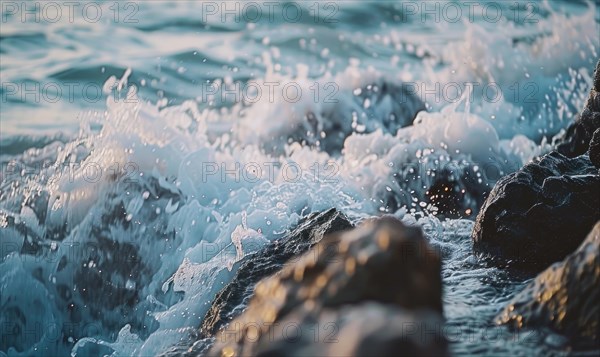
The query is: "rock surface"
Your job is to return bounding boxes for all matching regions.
[159,209,352,356]
[252,80,425,156]
[496,222,600,345]
[310,81,426,154]
[589,128,600,168]
[207,216,446,357]
[472,151,600,271]
[200,208,352,338]
[557,60,600,157]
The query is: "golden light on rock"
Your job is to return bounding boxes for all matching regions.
[315,274,328,288]
[294,266,304,282]
[263,306,276,322]
[345,258,356,275]
[221,346,235,357]
[377,230,390,250]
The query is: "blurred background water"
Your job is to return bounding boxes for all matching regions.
[1,0,597,135]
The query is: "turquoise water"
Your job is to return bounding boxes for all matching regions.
[2,0,596,136]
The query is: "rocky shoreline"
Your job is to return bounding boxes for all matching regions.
[207,216,447,357]
[471,152,599,271]
[471,59,599,349]
[185,61,600,356]
[496,222,599,347]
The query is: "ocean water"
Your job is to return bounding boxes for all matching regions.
[0,1,599,356]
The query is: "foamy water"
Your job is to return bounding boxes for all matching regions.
[0,1,598,356]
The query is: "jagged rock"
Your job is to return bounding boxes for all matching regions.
[317,81,425,154]
[200,208,352,338]
[496,222,600,346]
[159,209,352,356]
[207,216,446,357]
[231,302,447,357]
[472,151,600,271]
[264,81,425,155]
[589,128,600,168]
[557,60,600,157]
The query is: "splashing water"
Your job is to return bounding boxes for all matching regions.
[0,1,598,356]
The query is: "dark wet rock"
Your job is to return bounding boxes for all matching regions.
[589,128,600,168]
[276,81,425,155]
[472,151,600,271]
[318,82,425,153]
[232,302,447,357]
[199,208,352,338]
[207,216,446,357]
[50,193,173,341]
[596,60,600,92]
[413,161,489,218]
[556,60,600,157]
[43,178,179,346]
[496,222,600,346]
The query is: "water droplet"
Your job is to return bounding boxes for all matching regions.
[363,98,371,109]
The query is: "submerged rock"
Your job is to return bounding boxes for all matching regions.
[472,151,600,271]
[557,60,600,157]
[207,216,446,357]
[496,222,600,345]
[315,81,425,154]
[257,80,425,155]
